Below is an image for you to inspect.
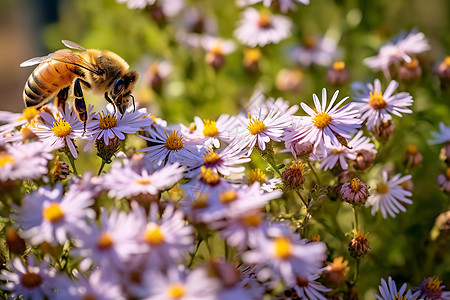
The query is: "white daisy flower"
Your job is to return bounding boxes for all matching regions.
[317,130,376,171]
[139,123,205,168]
[234,8,292,47]
[375,277,414,300]
[290,274,332,300]
[101,159,184,199]
[201,35,236,55]
[430,122,450,145]
[84,104,152,151]
[0,141,53,182]
[68,268,125,300]
[32,103,89,158]
[285,88,361,157]
[193,114,238,148]
[117,0,185,17]
[13,183,95,245]
[0,107,39,137]
[291,36,338,67]
[352,79,413,131]
[243,223,327,286]
[237,0,309,13]
[0,255,69,300]
[234,106,292,155]
[366,171,413,218]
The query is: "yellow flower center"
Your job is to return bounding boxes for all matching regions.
[164,130,184,151]
[21,272,43,288]
[444,56,450,67]
[135,178,151,185]
[202,119,219,137]
[43,203,64,223]
[376,182,390,194]
[203,151,221,166]
[310,235,321,242]
[244,48,261,63]
[273,237,292,259]
[148,63,160,74]
[369,89,387,109]
[0,154,14,167]
[167,283,186,299]
[247,113,266,135]
[241,213,263,227]
[426,276,442,292]
[219,190,238,204]
[350,178,360,191]
[51,119,72,138]
[248,168,266,185]
[192,193,209,209]
[97,232,114,250]
[407,144,418,154]
[405,58,419,69]
[211,41,224,55]
[446,168,450,180]
[99,113,118,130]
[312,112,332,129]
[258,12,272,28]
[144,223,164,245]
[200,166,220,185]
[22,107,38,122]
[333,61,346,71]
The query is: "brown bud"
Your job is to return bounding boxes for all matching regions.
[148,4,166,27]
[206,52,226,71]
[326,61,350,87]
[372,120,395,140]
[348,230,370,258]
[243,48,261,74]
[282,161,307,190]
[51,156,70,182]
[340,178,369,205]
[322,257,349,287]
[397,58,422,83]
[440,142,450,165]
[353,150,375,171]
[435,56,450,88]
[6,226,26,255]
[344,290,359,300]
[437,168,450,193]
[276,68,304,92]
[404,145,423,168]
[96,136,121,164]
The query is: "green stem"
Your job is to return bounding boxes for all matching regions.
[296,190,308,207]
[266,155,282,178]
[306,160,320,186]
[353,206,359,231]
[98,159,106,176]
[350,259,360,288]
[67,154,79,176]
[188,238,203,268]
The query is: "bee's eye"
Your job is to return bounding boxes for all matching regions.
[113,78,124,95]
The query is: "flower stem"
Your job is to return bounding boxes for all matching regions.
[98,159,106,176]
[67,154,79,176]
[306,160,320,186]
[353,206,359,231]
[188,238,203,268]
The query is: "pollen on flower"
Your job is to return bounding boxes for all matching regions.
[22,107,38,122]
[164,130,184,151]
[248,168,266,185]
[312,112,332,129]
[51,119,73,138]
[257,12,271,28]
[350,178,360,191]
[0,154,14,167]
[200,166,220,185]
[407,144,418,154]
[425,276,443,293]
[202,119,219,137]
[167,283,186,299]
[210,41,224,55]
[97,232,114,250]
[203,151,221,166]
[144,223,164,245]
[135,178,151,185]
[219,190,238,204]
[376,182,390,194]
[333,61,346,71]
[369,89,387,109]
[241,213,263,227]
[244,48,261,63]
[21,272,43,288]
[405,58,419,69]
[99,113,118,130]
[43,203,64,223]
[273,237,292,259]
[247,113,266,135]
[192,192,209,209]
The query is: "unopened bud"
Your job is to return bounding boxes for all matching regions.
[344,290,359,300]
[282,161,307,190]
[148,4,166,27]
[440,142,450,165]
[276,68,304,92]
[397,58,422,83]
[6,226,26,255]
[243,48,261,74]
[372,120,395,140]
[326,61,350,87]
[437,168,450,193]
[435,56,450,88]
[340,178,369,205]
[51,156,70,182]
[96,136,121,164]
[322,257,349,287]
[206,52,226,71]
[348,230,370,258]
[404,145,423,168]
[353,150,375,171]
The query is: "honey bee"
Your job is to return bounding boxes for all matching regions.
[20,40,139,131]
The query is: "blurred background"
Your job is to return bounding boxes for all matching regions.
[0,0,449,296]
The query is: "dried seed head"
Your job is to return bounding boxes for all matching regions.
[348,230,371,258]
[354,150,375,171]
[282,161,307,189]
[340,178,369,205]
[322,257,349,287]
[96,136,121,164]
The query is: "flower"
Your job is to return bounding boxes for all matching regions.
[117,0,185,17]
[234,8,292,47]
[364,29,430,77]
[289,274,332,300]
[375,277,414,300]
[0,255,68,300]
[291,36,338,67]
[84,104,152,151]
[366,171,413,218]
[340,178,369,205]
[348,229,371,258]
[352,79,413,131]
[13,183,95,245]
[0,141,53,182]
[68,268,126,300]
[412,276,450,300]
[0,107,39,137]
[237,0,310,13]
[285,88,361,156]
[201,36,236,70]
[437,168,450,193]
[193,114,237,148]
[430,122,450,145]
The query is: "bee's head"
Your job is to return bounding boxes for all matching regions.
[108,71,139,115]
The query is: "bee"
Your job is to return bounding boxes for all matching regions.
[20,40,139,131]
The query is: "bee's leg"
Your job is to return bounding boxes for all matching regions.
[104,92,117,116]
[73,79,88,135]
[55,86,70,114]
[131,95,136,112]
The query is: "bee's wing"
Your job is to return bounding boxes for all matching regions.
[48,50,103,75]
[20,55,51,67]
[62,40,87,51]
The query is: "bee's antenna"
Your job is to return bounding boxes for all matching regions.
[131,95,136,112]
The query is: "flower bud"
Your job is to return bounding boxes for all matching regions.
[6,226,26,255]
[282,161,307,190]
[21,127,39,143]
[340,178,369,205]
[435,56,450,88]
[96,136,121,164]
[437,168,450,193]
[243,48,261,74]
[148,4,166,27]
[344,290,359,300]
[326,61,350,87]
[404,145,423,168]
[353,150,375,171]
[51,156,70,182]
[372,120,395,140]
[206,51,226,71]
[276,68,304,92]
[439,142,450,165]
[348,230,370,258]
[322,257,349,287]
[397,58,422,83]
